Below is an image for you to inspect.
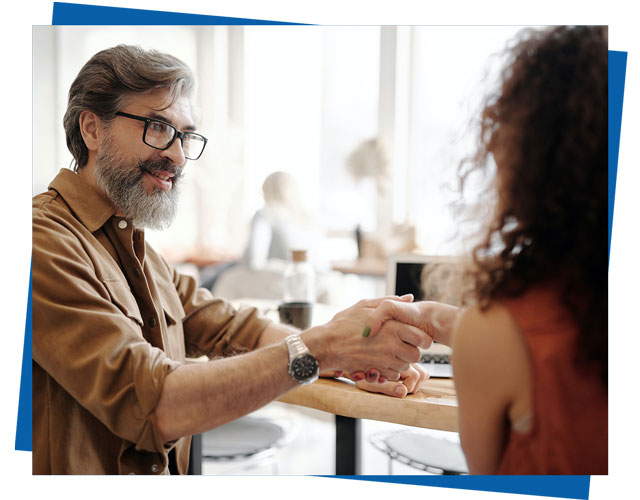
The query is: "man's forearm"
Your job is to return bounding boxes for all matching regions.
[152,341,296,443]
[152,296,433,443]
[152,322,329,443]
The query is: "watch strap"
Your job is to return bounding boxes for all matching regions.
[285,334,310,360]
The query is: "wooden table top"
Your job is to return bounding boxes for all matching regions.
[278,376,458,432]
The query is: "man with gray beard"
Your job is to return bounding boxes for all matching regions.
[94,132,182,230]
[32,45,429,475]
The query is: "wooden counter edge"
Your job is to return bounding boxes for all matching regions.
[278,377,459,433]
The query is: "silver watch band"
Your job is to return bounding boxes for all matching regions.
[285,334,310,359]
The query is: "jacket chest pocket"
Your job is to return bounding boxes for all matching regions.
[161,290,187,362]
[102,278,144,327]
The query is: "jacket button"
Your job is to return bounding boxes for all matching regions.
[118,220,128,229]
[149,317,157,328]
[151,464,160,473]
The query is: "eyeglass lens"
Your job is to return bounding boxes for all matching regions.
[145,120,206,160]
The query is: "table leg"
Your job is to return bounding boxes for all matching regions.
[188,433,202,475]
[335,416,361,475]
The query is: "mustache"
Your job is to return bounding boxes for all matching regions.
[138,159,183,181]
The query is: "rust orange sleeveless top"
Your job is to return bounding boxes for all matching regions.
[497,284,607,474]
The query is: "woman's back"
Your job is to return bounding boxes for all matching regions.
[498,284,608,474]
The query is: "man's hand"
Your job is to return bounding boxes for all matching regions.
[302,295,432,381]
[354,364,429,398]
[345,300,461,383]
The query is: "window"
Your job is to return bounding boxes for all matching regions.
[405,26,527,254]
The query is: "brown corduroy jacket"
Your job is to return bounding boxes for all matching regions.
[32,169,270,474]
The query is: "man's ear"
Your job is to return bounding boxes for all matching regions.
[78,111,103,152]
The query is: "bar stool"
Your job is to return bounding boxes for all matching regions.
[369,429,468,475]
[202,415,296,474]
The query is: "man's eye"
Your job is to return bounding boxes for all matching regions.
[149,121,169,133]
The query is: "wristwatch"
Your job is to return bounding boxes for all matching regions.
[285,334,319,385]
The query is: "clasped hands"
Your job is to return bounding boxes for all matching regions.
[319,294,459,398]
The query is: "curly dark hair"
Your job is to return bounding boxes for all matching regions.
[460,26,608,383]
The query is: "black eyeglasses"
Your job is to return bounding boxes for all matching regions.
[115,111,208,160]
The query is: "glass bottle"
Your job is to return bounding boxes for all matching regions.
[283,250,315,304]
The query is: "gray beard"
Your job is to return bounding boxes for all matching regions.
[94,136,182,230]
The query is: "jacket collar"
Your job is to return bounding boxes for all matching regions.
[48,169,118,232]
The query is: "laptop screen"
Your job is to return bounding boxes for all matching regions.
[386,254,463,305]
[393,261,427,300]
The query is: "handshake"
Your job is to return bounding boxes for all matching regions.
[298,295,462,398]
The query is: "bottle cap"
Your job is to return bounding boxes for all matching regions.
[291,250,307,262]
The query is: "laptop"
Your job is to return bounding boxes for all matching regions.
[386,254,464,378]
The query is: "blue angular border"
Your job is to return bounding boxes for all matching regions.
[609,51,627,266]
[328,475,591,499]
[15,263,31,453]
[52,2,303,25]
[18,5,625,499]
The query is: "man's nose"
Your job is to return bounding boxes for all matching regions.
[160,138,187,167]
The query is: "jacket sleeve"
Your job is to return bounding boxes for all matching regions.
[163,258,272,358]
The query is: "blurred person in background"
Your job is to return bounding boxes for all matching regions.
[243,171,327,272]
[210,170,332,301]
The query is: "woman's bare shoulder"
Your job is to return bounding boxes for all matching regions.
[453,302,522,353]
[453,301,531,403]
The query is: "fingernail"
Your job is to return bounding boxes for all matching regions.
[394,386,406,397]
[362,326,371,337]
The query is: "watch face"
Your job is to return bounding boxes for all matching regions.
[291,353,319,381]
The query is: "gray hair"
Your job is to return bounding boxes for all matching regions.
[63,44,196,170]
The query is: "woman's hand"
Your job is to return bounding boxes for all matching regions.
[354,363,429,398]
[365,299,462,347]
